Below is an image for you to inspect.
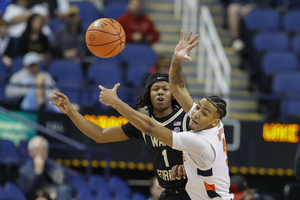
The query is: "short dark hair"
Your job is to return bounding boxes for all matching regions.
[134,72,180,117]
[206,95,227,119]
[0,18,9,27]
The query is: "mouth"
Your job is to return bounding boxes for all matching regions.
[156,97,164,103]
[191,119,198,125]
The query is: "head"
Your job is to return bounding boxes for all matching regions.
[149,177,164,200]
[135,72,179,117]
[23,52,40,75]
[28,136,49,161]
[0,18,9,39]
[13,0,28,8]
[22,14,43,37]
[127,0,142,16]
[66,6,80,26]
[189,96,227,132]
[230,175,251,200]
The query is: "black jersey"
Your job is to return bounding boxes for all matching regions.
[121,106,190,189]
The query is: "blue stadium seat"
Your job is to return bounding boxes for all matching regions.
[78,187,97,200]
[262,51,298,75]
[0,139,20,165]
[0,0,11,15]
[121,44,157,66]
[291,34,300,53]
[70,176,89,192]
[70,1,100,21]
[0,184,9,200]
[280,100,300,120]
[18,141,29,164]
[97,189,114,200]
[272,72,300,94]
[109,175,132,197]
[115,192,131,200]
[11,56,24,75]
[0,82,7,100]
[5,181,27,200]
[127,67,150,87]
[0,59,8,80]
[132,192,148,200]
[108,0,129,3]
[283,10,300,32]
[87,62,122,84]
[95,54,121,65]
[276,0,300,8]
[244,8,280,31]
[89,175,111,194]
[48,59,84,82]
[104,3,127,19]
[253,31,289,52]
[57,80,85,104]
[48,19,65,34]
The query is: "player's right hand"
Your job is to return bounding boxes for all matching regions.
[170,165,186,181]
[49,91,74,114]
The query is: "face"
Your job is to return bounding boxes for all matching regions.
[189,98,220,132]
[0,25,8,38]
[29,140,48,161]
[67,13,80,26]
[150,81,173,115]
[150,178,164,200]
[31,16,43,33]
[128,0,141,15]
[27,64,39,75]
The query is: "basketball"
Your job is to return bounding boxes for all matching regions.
[85,18,126,58]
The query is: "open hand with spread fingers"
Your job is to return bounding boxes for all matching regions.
[174,30,200,61]
[49,91,73,114]
[98,83,121,107]
[170,164,186,181]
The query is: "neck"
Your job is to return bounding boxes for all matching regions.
[153,107,173,118]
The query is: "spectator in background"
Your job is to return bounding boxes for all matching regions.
[51,5,88,64]
[295,141,300,181]
[230,174,275,200]
[2,0,52,38]
[226,0,274,51]
[148,176,164,200]
[0,18,16,70]
[17,136,75,200]
[18,14,50,62]
[117,0,159,45]
[5,52,59,112]
[29,0,69,20]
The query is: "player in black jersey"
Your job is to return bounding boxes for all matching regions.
[49,72,191,200]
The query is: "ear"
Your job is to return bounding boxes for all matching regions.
[211,118,220,127]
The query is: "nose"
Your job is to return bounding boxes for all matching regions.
[158,88,164,95]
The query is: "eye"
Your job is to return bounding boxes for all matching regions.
[196,106,200,110]
[152,88,158,91]
[203,112,207,116]
[163,88,168,91]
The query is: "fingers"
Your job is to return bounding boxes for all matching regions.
[180,29,184,40]
[98,85,106,91]
[49,95,59,102]
[186,30,193,41]
[52,91,67,99]
[189,34,199,45]
[170,165,179,180]
[113,83,120,91]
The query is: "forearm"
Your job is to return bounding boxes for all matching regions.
[112,99,154,135]
[10,13,31,24]
[169,55,186,92]
[67,109,106,143]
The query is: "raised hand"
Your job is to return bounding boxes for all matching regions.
[98,83,120,106]
[174,30,200,61]
[170,164,186,181]
[49,91,73,114]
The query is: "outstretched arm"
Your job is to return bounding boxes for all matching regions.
[99,84,173,147]
[169,30,200,113]
[49,91,129,143]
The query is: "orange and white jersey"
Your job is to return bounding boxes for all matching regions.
[172,103,231,200]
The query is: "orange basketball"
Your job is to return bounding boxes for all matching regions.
[85,18,126,58]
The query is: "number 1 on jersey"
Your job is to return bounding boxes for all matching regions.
[162,149,170,167]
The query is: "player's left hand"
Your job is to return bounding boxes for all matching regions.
[170,164,186,181]
[174,30,200,61]
[98,83,120,106]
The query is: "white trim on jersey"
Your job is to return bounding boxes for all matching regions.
[151,108,183,126]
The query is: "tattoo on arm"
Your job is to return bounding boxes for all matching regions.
[170,57,185,88]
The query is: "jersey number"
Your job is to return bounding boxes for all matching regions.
[162,149,170,167]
